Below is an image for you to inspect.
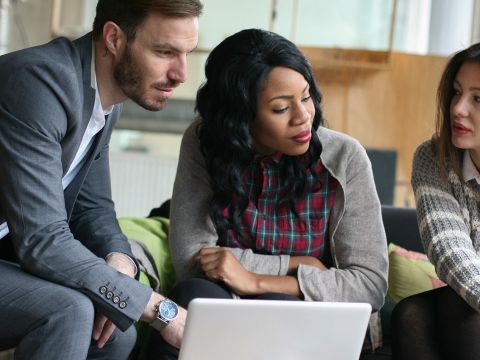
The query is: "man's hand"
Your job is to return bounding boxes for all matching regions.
[105,252,137,278]
[195,247,258,295]
[141,292,187,349]
[159,306,187,349]
[92,316,116,349]
[93,253,137,348]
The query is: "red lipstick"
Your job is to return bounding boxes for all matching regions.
[292,130,311,144]
[452,123,470,135]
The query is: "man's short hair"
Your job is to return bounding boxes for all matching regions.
[92,0,203,41]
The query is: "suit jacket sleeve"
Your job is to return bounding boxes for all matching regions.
[0,43,151,330]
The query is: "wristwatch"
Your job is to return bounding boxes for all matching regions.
[150,298,179,331]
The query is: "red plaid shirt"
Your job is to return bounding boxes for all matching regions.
[219,153,338,258]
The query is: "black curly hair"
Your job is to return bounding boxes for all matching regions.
[196,28,326,241]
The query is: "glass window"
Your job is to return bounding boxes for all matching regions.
[289,0,395,50]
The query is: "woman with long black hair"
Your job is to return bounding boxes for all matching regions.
[159,28,388,359]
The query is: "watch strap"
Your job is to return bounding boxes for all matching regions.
[150,316,168,332]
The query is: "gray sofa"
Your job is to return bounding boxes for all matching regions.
[362,205,422,359]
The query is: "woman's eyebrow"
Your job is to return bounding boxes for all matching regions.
[267,84,310,103]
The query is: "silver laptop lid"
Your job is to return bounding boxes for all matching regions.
[178,298,372,360]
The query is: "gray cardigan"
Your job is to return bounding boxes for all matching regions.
[170,121,388,311]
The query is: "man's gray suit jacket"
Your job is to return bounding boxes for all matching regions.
[0,33,152,331]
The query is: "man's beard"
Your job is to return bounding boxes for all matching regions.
[113,45,169,111]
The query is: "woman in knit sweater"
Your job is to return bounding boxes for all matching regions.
[392,42,480,359]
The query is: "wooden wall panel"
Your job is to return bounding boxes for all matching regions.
[308,51,447,207]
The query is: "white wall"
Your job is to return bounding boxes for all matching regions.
[428,0,475,55]
[0,0,53,55]
[110,152,178,217]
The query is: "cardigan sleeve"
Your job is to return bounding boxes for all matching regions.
[412,140,480,312]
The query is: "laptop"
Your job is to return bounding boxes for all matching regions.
[178,298,372,360]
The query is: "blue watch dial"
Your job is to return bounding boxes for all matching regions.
[159,300,179,320]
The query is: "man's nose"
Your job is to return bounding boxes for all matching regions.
[168,55,188,84]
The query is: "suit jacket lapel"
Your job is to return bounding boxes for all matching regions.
[63,33,107,219]
[64,119,109,220]
[61,34,96,175]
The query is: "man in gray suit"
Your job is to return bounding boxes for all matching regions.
[0,0,202,358]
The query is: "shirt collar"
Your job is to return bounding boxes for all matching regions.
[91,41,113,116]
[254,152,314,169]
[254,152,284,167]
[462,150,480,183]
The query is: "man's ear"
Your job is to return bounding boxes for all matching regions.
[103,21,126,56]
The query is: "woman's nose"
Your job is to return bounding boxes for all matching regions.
[451,95,469,118]
[292,104,310,124]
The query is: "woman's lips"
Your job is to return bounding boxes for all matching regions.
[291,130,311,144]
[453,123,471,135]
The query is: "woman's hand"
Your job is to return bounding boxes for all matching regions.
[195,247,258,295]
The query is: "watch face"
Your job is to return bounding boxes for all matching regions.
[159,300,179,320]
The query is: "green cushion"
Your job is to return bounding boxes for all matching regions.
[118,216,176,357]
[379,243,446,344]
[138,270,151,288]
[387,242,445,303]
[118,216,176,294]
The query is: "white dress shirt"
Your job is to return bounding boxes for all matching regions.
[463,150,480,184]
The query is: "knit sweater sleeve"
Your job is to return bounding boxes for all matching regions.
[412,140,480,311]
